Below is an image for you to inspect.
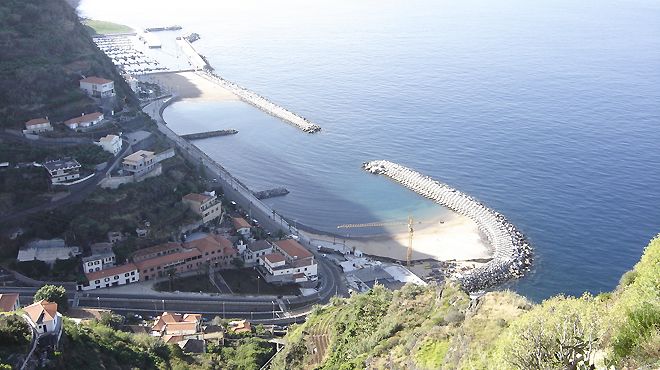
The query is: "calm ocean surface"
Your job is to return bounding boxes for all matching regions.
[79,0,660,301]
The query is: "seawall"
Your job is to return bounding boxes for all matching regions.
[363,160,533,292]
[175,36,322,133]
[197,71,322,133]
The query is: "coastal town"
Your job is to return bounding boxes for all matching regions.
[0,9,537,370]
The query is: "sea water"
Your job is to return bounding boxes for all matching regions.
[79,0,660,301]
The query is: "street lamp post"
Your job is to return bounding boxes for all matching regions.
[161,299,165,311]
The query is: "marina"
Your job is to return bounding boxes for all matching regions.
[363,160,533,291]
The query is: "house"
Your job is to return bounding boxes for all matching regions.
[135,248,203,281]
[182,192,222,224]
[259,239,318,285]
[79,76,115,98]
[122,149,174,178]
[23,117,53,134]
[64,112,104,130]
[17,239,81,265]
[77,263,139,290]
[42,158,81,184]
[243,240,273,265]
[82,243,116,273]
[228,319,251,334]
[151,312,202,337]
[107,231,124,244]
[232,217,251,236]
[185,234,237,269]
[23,300,62,336]
[0,293,20,312]
[136,235,236,281]
[96,134,122,155]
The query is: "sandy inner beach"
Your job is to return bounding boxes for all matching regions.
[147,71,239,102]
[302,212,492,262]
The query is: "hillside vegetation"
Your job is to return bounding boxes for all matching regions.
[0,0,136,127]
[273,235,660,369]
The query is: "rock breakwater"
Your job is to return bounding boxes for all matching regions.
[198,71,321,133]
[363,160,532,292]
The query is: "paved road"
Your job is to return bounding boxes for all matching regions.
[0,141,130,225]
[0,99,347,323]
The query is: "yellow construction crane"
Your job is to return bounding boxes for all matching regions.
[338,216,423,266]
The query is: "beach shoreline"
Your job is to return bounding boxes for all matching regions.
[152,71,495,265]
[300,212,492,263]
[144,71,240,102]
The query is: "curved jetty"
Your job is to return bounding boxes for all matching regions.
[363,160,532,292]
[199,71,322,134]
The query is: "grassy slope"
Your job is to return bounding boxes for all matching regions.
[272,235,660,369]
[83,19,133,35]
[0,0,136,127]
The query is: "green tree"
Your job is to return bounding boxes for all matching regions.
[34,284,68,312]
[0,315,31,347]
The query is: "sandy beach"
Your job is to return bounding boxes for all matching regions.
[146,71,239,102]
[302,212,492,262]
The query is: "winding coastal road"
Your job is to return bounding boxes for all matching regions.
[0,97,346,325]
[0,140,131,225]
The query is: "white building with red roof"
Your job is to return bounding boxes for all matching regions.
[64,112,104,130]
[77,263,139,291]
[232,217,251,236]
[259,239,318,285]
[80,76,115,98]
[182,192,222,224]
[23,117,53,134]
[23,300,62,336]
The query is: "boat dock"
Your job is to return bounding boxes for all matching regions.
[363,160,533,291]
[180,130,238,141]
[198,71,322,133]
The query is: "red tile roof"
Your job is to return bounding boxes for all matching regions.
[132,242,182,260]
[183,193,211,203]
[135,248,201,271]
[232,217,250,229]
[263,252,286,264]
[0,293,19,312]
[85,263,138,281]
[186,235,234,255]
[276,239,313,259]
[65,112,103,125]
[80,76,113,84]
[25,118,49,127]
[24,300,58,324]
[153,312,201,332]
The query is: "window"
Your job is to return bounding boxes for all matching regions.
[104,278,110,282]
[114,275,119,280]
[95,280,100,284]
[124,273,129,277]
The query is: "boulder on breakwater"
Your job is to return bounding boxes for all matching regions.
[363,160,533,292]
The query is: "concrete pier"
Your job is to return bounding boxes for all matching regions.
[180,129,238,140]
[197,71,321,133]
[363,160,533,292]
